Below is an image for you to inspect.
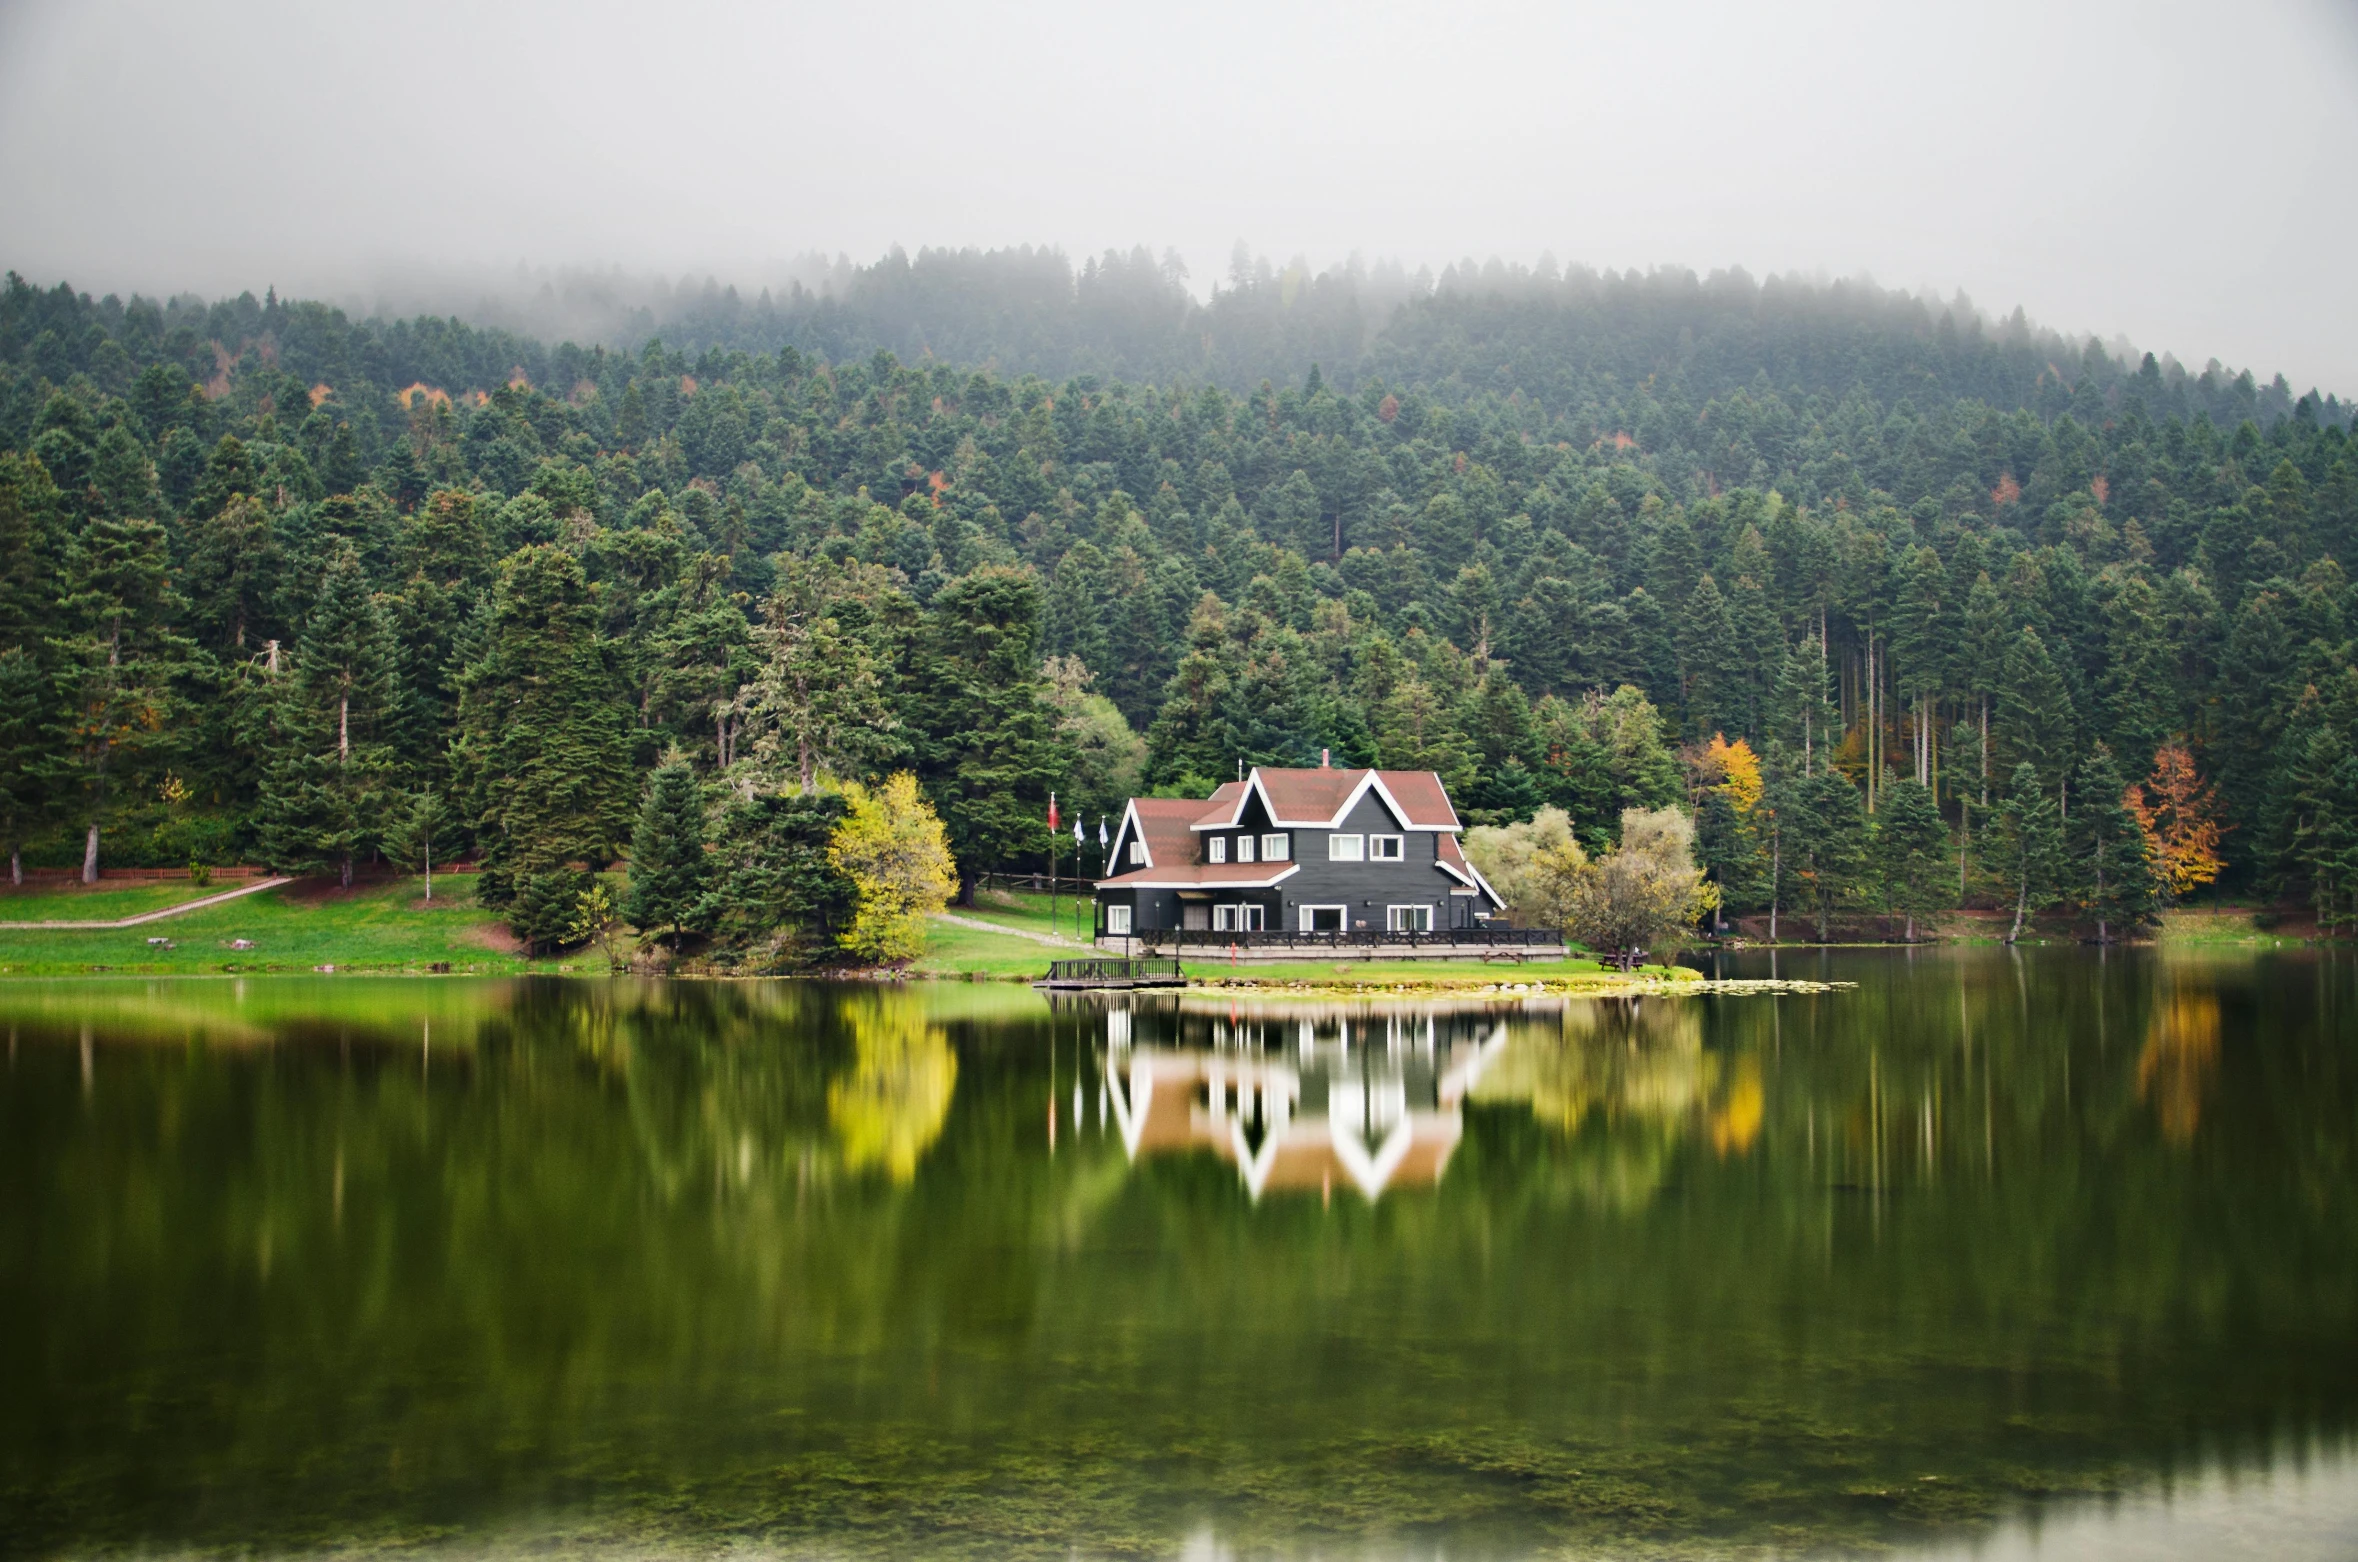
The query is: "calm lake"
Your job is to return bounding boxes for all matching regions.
[1,952,2354,1559]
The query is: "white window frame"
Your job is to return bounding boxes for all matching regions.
[1213,903,1264,932]
[1127,839,1147,865]
[1298,904,1347,933]
[1386,904,1433,933]
[1105,904,1132,935]
[1260,832,1289,862]
[1369,834,1405,862]
[1207,836,1227,864]
[1235,835,1256,863]
[1327,833,1365,862]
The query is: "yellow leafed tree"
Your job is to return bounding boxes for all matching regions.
[827,771,957,964]
[1702,734,1762,814]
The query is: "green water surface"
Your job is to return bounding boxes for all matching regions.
[1,950,2353,1558]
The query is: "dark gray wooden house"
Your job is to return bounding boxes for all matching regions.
[1092,765,1538,955]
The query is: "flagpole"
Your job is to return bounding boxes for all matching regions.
[1048,792,1058,947]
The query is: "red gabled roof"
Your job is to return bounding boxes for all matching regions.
[1201,767,1463,831]
[1125,798,1204,870]
[1371,770,1460,830]
[1194,780,1249,827]
[1252,767,1365,824]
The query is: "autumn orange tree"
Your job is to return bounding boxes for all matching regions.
[2127,741,2225,902]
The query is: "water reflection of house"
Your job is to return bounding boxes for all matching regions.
[1097,1003,1510,1201]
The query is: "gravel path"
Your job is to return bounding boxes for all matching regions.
[0,877,295,930]
[932,911,1095,949]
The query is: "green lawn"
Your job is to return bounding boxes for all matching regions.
[0,876,597,976]
[959,886,1096,943]
[909,917,1065,980]
[0,880,257,922]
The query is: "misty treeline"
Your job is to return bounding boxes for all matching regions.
[3,257,2358,948]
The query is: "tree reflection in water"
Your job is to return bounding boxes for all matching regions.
[0,952,2353,1560]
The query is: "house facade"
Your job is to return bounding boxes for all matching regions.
[1092,764,1525,954]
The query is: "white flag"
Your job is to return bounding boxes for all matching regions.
[1098,817,1109,848]
[1073,816,1084,847]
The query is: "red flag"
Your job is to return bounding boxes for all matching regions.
[1047,794,1059,832]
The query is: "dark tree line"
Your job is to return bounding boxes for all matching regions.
[2,257,2355,946]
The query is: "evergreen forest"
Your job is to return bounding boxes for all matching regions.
[4,251,2356,952]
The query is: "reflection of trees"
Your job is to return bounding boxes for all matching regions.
[2138,986,2221,1146]
[1469,998,1729,1210]
[828,989,957,1182]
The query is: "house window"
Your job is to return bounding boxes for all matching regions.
[1260,833,1289,861]
[1369,834,1405,861]
[1327,833,1365,862]
[1235,835,1256,863]
[1208,836,1227,864]
[1387,904,1433,933]
[1105,904,1132,935]
[1299,905,1345,933]
[1212,904,1264,932]
[1127,839,1147,865]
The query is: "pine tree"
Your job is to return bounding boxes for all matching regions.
[0,455,65,883]
[1779,769,1870,941]
[1679,573,1742,739]
[1873,773,1950,940]
[52,509,186,881]
[622,754,710,948]
[1887,546,1948,784]
[2068,744,2158,942]
[454,546,634,913]
[255,549,400,886]
[1769,633,1838,773]
[903,566,1059,903]
[742,555,905,790]
[1999,627,2077,807]
[1988,761,2067,942]
[383,790,451,901]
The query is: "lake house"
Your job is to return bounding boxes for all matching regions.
[1091,763,1548,957]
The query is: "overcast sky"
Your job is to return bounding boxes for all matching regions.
[2,0,2353,390]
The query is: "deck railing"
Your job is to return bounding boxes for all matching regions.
[1044,957,1185,983]
[1154,927,1561,952]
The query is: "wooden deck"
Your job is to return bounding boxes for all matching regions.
[1035,957,1187,991]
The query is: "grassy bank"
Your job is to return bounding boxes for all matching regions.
[0,877,591,976]
[0,875,1708,990]
[0,880,255,922]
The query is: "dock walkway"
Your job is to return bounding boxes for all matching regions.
[1034,957,1187,991]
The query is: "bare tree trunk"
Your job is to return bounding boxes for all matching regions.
[2008,872,2028,943]
[799,734,815,793]
[1980,696,1989,807]
[338,696,350,764]
[1768,820,1781,941]
[340,853,353,889]
[8,847,16,886]
[83,823,100,885]
[1959,797,1969,900]
[1866,637,1876,811]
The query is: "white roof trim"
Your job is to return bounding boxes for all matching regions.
[1096,864,1301,891]
[1189,768,1458,832]
[1434,852,1507,909]
[1114,799,1152,869]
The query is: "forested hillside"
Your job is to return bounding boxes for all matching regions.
[3,256,2356,950]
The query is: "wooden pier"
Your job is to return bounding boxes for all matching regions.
[1035,957,1187,991]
